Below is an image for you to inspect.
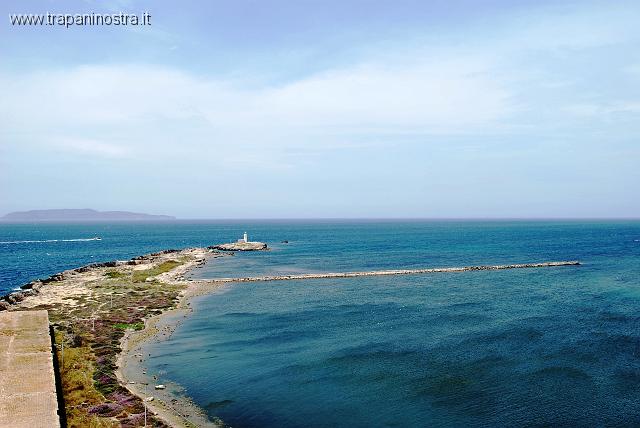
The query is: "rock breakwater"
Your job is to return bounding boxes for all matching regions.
[198,261,581,284]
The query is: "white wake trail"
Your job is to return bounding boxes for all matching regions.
[0,237,101,244]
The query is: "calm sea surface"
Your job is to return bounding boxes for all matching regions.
[2,221,640,426]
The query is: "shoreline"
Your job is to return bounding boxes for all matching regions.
[115,261,231,428]
[0,247,581,427]
[114,258,581,427]
[115,305,222,428]
[117,259,579,428]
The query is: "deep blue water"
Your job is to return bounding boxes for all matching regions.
[144,221,640,427]
[2,221,640,426]
[0,221,304,295]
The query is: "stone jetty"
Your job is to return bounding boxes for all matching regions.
[197,260,581,284]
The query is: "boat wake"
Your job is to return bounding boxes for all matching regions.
[0,237,102,244]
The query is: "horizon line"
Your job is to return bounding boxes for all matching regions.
[1,216,640,223]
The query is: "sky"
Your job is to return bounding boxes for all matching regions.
[0,0,639,218]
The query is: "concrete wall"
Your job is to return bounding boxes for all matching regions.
[0,310,61,428]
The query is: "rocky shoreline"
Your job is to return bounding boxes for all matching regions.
[0,249,187,312]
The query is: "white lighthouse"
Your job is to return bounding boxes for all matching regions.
[236,232,249,244]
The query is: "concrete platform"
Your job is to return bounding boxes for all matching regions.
[0,311,61,428]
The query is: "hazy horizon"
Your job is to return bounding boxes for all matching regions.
[2,0,639,218]
[1,208,639,222]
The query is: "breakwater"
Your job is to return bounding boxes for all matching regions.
[199,261,581,284]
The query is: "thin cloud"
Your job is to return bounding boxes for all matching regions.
[0,58,514,145]
[53,137,131,158]
[562,102,640,118]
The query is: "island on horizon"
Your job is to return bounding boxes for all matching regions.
[1,208,176,222]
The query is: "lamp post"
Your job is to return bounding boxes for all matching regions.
[144,382,147,427]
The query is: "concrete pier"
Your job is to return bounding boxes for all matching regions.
[0,311,61,428]
[200,260,581,284]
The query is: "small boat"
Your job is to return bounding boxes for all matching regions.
[94,237,102,241]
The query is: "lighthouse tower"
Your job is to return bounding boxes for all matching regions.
[243,232,248,243]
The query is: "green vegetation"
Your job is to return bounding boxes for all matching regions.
[113,322,144,331]
[104,271,126,279]
[54,330,117,428]
[132,260,182,283]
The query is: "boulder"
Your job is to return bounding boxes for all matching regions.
[20,281,36,290]
[42,273,65,283]
[21,289,37,297]
[6,292,25,304]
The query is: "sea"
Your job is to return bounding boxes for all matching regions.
[1,220,640,427]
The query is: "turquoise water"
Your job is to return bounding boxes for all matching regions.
[2,221,640,426]
[135,221,640,427]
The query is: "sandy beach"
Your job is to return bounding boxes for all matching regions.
[115,276,230,428]
[116,307,222,428]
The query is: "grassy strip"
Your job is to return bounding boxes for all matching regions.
[113,322,144,331]
[54,330,117,428]
[105,271,127,279]
[132,260,182,283]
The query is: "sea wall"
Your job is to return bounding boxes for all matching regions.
[0,310,62,427]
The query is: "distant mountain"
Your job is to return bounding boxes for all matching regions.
[1,209,176,222]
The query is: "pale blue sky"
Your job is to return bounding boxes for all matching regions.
[1,0,639,218]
